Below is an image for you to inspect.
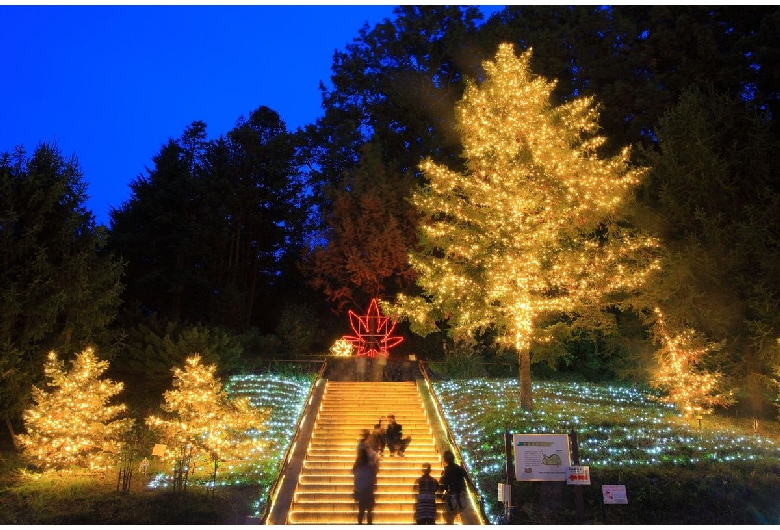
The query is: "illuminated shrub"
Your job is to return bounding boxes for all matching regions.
[19,347,134,471]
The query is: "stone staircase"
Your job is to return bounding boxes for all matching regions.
[286,381,456,525]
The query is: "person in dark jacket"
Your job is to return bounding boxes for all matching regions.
[385,414,411,456]
[439,450,468,520]
[369,417,386,456]
[414,462,439,524]
[358,428,379,465]
[353,446,378,524]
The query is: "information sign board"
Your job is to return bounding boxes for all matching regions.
[513,433,571,481]
[602,485,628,504]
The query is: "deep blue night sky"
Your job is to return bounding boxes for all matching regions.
[2,5,505,225]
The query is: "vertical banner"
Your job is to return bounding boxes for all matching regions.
[513,433,571,481]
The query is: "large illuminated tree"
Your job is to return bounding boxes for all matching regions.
[392,43,660,410]
[146,355,270,488]
[19,347,134,471]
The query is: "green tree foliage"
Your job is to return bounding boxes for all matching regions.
[274,302,325,356]
[202,106,310,328]
[0,143,124,448]
[108,123,206,323]
[19,347,134,471]
[634,86,780,416]
[110,313,243,393]
[391,44,659,410]
[109,108,311,331]
[301,143,418,313]
[305,5,487,198]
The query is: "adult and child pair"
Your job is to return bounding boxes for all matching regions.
[414,450,469,525]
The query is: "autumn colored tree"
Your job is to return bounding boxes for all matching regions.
[146,355,269,489]
[19,347,134,471]
[302,143,418,313]
[391,44,660,410]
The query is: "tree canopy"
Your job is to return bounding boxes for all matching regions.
[108,107,311,331]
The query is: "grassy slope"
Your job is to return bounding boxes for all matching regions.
[433,378,780,524]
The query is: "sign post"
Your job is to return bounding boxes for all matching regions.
[502,430,514,522]
[569,429,587,523]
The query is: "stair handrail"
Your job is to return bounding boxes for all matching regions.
[418,361,490,525]
[259,358,328,524]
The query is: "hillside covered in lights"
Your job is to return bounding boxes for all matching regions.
[139,373,780,524]
[433,378,780,524]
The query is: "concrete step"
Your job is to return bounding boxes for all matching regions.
[295,482,444,495]
[298,474,440,486]
[287,507,457,525]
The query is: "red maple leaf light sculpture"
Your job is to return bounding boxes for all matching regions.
[342,298,403,359]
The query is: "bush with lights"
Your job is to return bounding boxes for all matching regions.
[19,347,134,472]
[650,307,733,416]
[145,355,270,489]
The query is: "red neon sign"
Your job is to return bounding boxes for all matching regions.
[342,298,403,358]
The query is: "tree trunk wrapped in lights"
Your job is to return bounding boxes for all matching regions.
[390,43,660,411]
[146,355,270,489]
[19,347,134,471]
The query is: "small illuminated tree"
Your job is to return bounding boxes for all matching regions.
[146,355,270,490]
[19,347,134,471]
[651,308,733,416]
[391,43,660,411]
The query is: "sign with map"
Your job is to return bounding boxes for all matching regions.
[513,433,571,481]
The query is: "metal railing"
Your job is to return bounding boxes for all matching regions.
[418,361,490,525]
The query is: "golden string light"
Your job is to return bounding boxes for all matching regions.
[650,308,733,416]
